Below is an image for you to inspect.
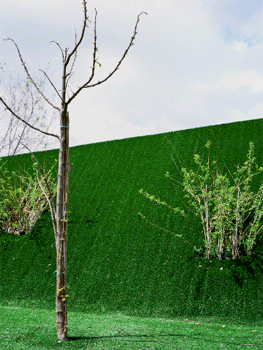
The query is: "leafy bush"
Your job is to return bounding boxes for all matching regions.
[0,156,57,235]
[140,141,263,260]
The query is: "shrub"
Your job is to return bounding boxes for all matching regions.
[0,156,57,235]
[139,141,263,260]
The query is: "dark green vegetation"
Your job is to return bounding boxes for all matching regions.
[1,306,262,349]
[1,118,263,327]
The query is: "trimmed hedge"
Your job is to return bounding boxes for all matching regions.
[0,118,262,323]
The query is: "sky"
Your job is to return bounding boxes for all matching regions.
[1,0,263,151]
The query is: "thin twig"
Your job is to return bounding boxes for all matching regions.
[21,142,57,236]
[39,69,62,100]
[65,72,75,91]
[50,40,65,61]
[0,97,60,140]
[66,30,78,79]
[164,135,184,175]
[64,0,89,67]
[21,142,56,214]
[3,38,60,111]
[138,212,196,249]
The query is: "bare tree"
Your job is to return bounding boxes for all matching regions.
[0,0,146,341]
[0,71,56,156]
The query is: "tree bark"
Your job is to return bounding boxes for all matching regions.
[55,108,69,340]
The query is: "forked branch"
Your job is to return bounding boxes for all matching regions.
[66,10,147,105]
[83,11,147,89]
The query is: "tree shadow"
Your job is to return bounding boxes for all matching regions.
[68,330,261,348]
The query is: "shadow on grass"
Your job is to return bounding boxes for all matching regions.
[69,331,263,348]
[69,332,186,341]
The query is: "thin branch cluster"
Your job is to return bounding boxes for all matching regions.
[0,74,58,156]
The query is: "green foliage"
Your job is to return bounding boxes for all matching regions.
[140,141,263,260]
[0,156,57,235]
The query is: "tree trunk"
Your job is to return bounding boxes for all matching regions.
[55,109,69,340]
[1,5,145,342]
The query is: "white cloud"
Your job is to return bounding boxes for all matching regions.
[232,40,249,52]
[69,103,182,147]
[218,102,263,125]
[249,102,263,117]
[195,70,263,96]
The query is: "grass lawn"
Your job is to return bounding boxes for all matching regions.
[0,305,262,349]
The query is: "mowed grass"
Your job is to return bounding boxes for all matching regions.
[0,306,262,350]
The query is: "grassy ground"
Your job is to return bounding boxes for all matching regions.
[0,306,262,349]
[2,119,263,321]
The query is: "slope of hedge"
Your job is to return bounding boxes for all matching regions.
[0,118,263,324]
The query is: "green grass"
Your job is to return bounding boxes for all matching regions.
[0,306,262,350]
[1,118,263,322]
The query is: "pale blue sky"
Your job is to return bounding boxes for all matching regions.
[1,0,263,151]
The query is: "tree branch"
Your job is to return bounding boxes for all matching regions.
[66,30,78,79]
[3,38,60,111]
[0,97,60,140]
[39,69,62,101]
[67,11,147,106]
[50,40,65,61]
[64,0,89,67]
[13,123,27,155]
[84,11,147,89]
[84,8,98,85]
[66,7,98,105]
[65,73,75,92]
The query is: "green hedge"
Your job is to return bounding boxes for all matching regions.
[0,118,262,323]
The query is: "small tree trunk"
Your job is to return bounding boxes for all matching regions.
[55,109,69,340]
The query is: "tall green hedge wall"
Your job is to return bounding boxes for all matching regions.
[0,118,263,323]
